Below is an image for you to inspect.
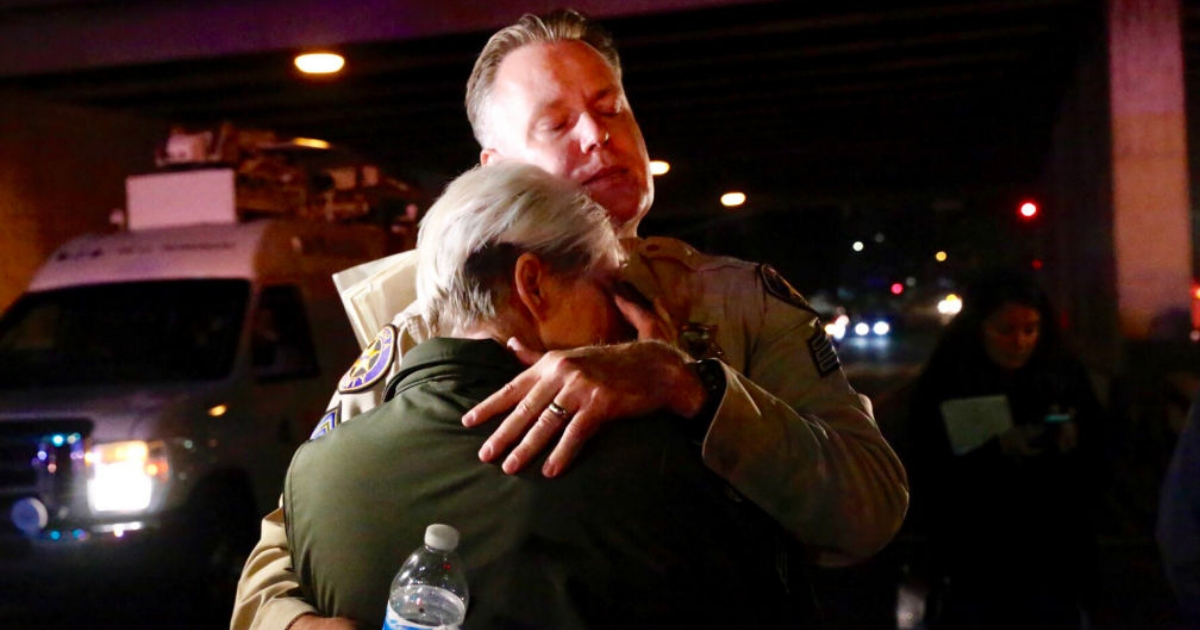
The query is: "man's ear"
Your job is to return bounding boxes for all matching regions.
[480,148,499,166]
[512,252,551,322]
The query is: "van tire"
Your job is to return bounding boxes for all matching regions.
[185,475,259,623]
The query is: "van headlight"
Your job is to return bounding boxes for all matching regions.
[86,440,170,514]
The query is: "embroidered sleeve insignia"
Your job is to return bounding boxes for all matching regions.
[759,264,815,312]
[808,328,841,377]
[338,324,396,393]
[309,407,341,440]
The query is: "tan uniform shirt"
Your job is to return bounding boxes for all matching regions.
[231,236,909,630]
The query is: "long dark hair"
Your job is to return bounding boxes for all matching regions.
[925,267,1069,375]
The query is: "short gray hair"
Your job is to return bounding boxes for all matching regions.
[416,162,622,333]
[466,9,622,147]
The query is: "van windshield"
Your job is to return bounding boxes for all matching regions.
[0,280,250,389]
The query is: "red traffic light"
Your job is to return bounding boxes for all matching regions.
[1019,201,1039,219]
[890,283,904,295]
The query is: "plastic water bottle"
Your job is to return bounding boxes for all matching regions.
[383,523,470,630]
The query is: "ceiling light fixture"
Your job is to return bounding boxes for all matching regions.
[291,137,332,150]
[294,52,345,75]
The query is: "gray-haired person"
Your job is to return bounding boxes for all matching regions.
[234,10,908,630]
[283,161,792,628]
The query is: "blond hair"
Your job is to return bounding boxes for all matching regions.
[465,9,622,146]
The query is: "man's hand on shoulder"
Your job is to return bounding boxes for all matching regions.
[462,337,707,478]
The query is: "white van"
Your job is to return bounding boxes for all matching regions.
[0,215,385,611]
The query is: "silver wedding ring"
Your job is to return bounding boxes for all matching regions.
[547,401,571,419]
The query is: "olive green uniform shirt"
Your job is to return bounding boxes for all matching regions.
[284,338,790,628]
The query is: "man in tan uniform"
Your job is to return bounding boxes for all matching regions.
[232,10,908,630]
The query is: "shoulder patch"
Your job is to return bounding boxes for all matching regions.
[309,406,341,440]
[808,328,841,377]
[338,324,397,393]
[759,264,815,311]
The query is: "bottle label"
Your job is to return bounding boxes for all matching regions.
[383,606,460,630]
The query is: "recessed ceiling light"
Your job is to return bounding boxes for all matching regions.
[720,192,746,207]
[294,52,345,75]
[291,137,332,150]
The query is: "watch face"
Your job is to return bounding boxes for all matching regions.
[679,323,724,360]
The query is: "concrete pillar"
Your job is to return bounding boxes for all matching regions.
[1107,0,1194,339]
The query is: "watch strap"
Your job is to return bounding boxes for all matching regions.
[689,358,726,442]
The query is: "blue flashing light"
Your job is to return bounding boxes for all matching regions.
[72,529,86,540]
[37,450,47,461]
[51,434,65,447]
[49,530,61,540]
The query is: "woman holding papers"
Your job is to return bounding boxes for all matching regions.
[908,267,1103,630]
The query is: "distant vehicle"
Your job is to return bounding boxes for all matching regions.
[848,311,896,340]
[822,307,896,344]
[0,162,388,614]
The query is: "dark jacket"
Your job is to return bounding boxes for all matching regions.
[908,344,1101,629]
[285,338,791,629]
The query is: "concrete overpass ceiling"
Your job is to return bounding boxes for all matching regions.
[0,0,1111,217]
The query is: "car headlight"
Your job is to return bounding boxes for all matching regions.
[86,440,170,514]
[824,319,847,342]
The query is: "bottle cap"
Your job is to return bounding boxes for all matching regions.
[424,523,460,551]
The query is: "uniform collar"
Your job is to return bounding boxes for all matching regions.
[386,337,524,400]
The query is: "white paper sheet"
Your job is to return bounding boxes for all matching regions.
[940,395,1014,455]
[332,249,419,348]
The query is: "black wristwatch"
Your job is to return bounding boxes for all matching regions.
[689,358,727,441]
